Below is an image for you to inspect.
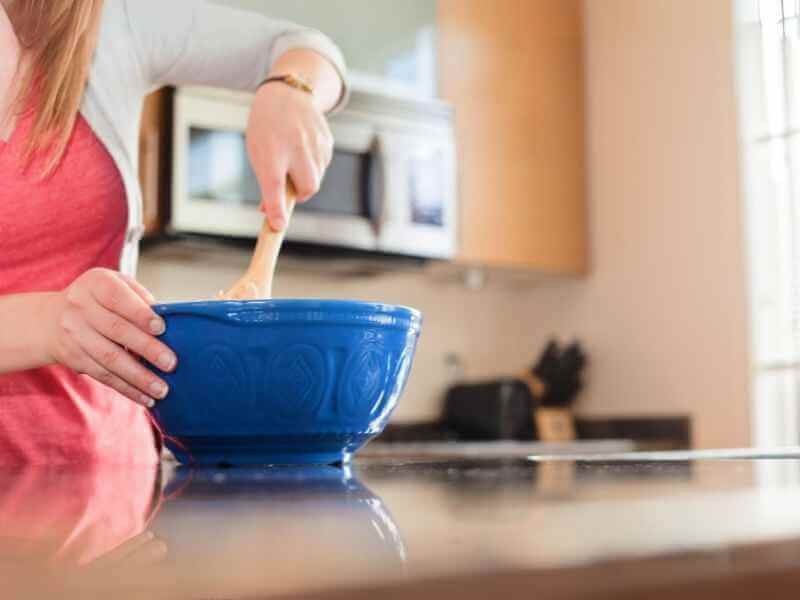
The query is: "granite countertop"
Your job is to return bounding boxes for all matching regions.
[8,450,800,599]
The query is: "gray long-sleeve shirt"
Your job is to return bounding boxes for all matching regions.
[83,0,348,275]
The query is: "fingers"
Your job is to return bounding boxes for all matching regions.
[72,323,169,406]
[258,152,318,229]
[248,106,334,230]
[119,273,157,305]
[309,139,329,182]
[73,349,157,408]
[305,113,333,187]
[313,113,334,172]
[87,273,174,371]
[288,150,320,203]
[256,165,289,232]
[86,270,165,336]
[53,269,174,408]
[84,303,176,372]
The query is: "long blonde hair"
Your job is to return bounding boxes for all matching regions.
[7,0,104,175]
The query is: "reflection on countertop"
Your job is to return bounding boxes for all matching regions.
[152,464,406,597]
[6,453,800,599]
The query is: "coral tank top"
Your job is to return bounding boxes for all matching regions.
[0,106,158,465]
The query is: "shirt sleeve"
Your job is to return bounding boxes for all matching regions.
[122,0,349,112]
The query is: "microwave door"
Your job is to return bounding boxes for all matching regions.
[171,89,263,237]
[377,133,457,259]
[286,118,381,250]
[172,88,380,246]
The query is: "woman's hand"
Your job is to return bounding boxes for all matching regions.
[246,81,333,231]
[42,268,176,407]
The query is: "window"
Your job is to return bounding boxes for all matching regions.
[736,0,800,446]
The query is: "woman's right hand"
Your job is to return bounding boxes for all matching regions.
[42,268,176,407]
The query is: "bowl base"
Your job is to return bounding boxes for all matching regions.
[171,450,350,466]
[164,433,372,466]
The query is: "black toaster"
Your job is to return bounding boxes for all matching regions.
[442,378,538,441]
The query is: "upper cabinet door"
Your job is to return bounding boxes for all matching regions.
[439,0,588,274]
[212,0,439,97]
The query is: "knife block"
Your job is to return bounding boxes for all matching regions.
[535,407,576,443]
[519,372,576,443]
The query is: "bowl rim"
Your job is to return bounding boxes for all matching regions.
[152,298,422,322]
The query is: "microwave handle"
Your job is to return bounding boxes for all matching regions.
[366,137,385,235]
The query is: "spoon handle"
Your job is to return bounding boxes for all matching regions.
[220,182,297,300]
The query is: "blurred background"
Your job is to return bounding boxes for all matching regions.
[135,0,796,451]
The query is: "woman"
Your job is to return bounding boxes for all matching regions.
[0,0,347,464]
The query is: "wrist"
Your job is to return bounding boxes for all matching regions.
[259,72,326,112]
[0,292,61,374]
[35,292,62,366]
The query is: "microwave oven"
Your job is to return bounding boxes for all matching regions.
[170,83,457,259]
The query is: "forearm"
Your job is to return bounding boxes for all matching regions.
[268,48,343,113]
[0,292,56,374]
[127,0,348,108]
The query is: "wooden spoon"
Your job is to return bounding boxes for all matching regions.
[218,182,297,300]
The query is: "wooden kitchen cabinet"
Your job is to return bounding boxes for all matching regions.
[438,0,588,274]
[138,88,171,237]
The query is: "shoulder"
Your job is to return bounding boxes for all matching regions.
[97,0,201,71]
[90,2,138,81]
[93,0,197,87]
[85,1,155,123]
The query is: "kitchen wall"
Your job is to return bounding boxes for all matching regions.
[530,0,750,449]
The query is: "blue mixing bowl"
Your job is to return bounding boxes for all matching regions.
[146,299,421,466]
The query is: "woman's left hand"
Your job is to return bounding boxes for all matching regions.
[246,82,333,231]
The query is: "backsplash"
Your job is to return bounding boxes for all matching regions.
[138,241,555,423]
